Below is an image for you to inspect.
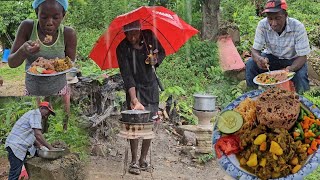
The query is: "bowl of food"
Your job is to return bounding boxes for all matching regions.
[27,56,73,76]
[38,148,65,160]
[253,70,295,86]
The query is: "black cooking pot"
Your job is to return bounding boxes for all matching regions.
[120,110,151,123]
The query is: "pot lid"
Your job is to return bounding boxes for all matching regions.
[121,110,151,115]
[193,93,217,98]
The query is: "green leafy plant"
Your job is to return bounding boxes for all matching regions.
[303,88,320,108]
[160,86,197,124]
[198,153,214,164]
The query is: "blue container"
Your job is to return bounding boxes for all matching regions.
[2,48,10,62]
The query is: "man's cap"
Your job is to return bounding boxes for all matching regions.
[39,101,56,116]
[123,20,141,32]
[262,0,287,13]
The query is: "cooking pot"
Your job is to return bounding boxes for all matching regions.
[38,148,65,160]
[120,110,151,123]
[193,93,217,111]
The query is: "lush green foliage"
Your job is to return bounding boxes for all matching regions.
[0,1,34,48]
[304,88,320,108]
[287,0,320,47]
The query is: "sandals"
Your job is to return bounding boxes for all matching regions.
[128,163,140,175]
[139,161,151,171]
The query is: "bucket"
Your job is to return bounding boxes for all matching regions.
[2,48,10,63]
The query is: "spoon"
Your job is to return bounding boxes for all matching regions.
[266,63,271,73]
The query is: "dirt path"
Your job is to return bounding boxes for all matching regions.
[0,62,25,96]
[0,79,25,96]
[0,156,9,180]
[87,122,231,180]
[0,123,231,180]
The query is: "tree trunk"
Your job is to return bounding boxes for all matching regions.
[202,0,220,41]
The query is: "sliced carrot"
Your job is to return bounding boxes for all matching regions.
[293,132,300,139]
[302,121,310,130]
[307,147,314,155]
[305,131,316,138]
[303,116,310,124]
[305,138,311,144]
[311,140,318,150]
[309,114,315,119]
[260,142,267,152]
[309,119,316,126]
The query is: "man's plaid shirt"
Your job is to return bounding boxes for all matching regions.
[5,109,42,161]
[253,17,310,60]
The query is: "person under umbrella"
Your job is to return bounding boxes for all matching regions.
[5,102,55,180]
[89,6,198,70]
[116,20,166,175]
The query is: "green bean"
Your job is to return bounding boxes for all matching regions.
[301,104,311,117]
[297,123,305,139]
[298,108,304,121]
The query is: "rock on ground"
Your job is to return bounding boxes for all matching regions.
[25,153,86,180]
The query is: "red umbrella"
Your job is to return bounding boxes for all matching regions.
[89,6,199,70]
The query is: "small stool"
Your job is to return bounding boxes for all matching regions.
[117,121,155,177]
[276,80,295,92]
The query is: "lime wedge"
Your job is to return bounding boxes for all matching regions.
[36,67,46,73]
[287,72,295,78]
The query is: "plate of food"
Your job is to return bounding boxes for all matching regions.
[27,56,73,76]
[253,70,295,86]
[212,88,320,180]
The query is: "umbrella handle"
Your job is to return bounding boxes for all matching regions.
[152,66,164,91]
